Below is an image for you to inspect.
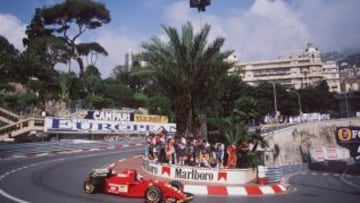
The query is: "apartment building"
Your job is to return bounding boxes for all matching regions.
[230,43,341,92]
[322,60,341,92]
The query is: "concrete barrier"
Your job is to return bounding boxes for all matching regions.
[143,158,256,185]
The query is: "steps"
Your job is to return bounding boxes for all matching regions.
[0,107,20,124]
[0,107,44,142]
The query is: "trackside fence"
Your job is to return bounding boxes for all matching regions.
[262,164,308,184]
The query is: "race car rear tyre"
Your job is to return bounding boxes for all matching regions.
[169,180,183,191]
[84,180,96,194]
[145,185,163,203]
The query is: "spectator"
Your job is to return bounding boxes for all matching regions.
[165,138,175,164]
[226,143,237,168]
[176,136,186,166]
[144,131,151,157]
[199,139,210,167]
[158,132,166,163]
[215,142,225,168]
[151,133,160,162]
[239,140,250,168]
[185,138,196,166]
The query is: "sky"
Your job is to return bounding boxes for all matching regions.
[0,0,360,78]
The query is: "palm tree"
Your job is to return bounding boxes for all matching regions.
[141,22,233,137]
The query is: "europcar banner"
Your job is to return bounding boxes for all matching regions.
[44,117,176,134]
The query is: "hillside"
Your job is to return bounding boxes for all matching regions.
[322,51,360,70]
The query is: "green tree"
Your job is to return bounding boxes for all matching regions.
[141,22,233,137]
[23,8,69,71]
[300,80,337,114]
[102,78,134,108]
[59,71,77,102]
[83,65,103,95]
[0,35,18,93]
[146,95,172,116]
[221,97,267,168]
[26,0,111,77]
[218,75,251,117]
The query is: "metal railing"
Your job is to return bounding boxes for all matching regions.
[0,107,20,124]
[265,164,308,183]
[0,118,44,139]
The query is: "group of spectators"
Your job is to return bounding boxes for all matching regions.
[144,131,249,169]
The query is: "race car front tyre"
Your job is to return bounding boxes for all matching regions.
[84,180,96,194]
[145,185,163,203]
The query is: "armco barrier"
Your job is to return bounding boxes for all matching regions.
[266,167,282,183]
[257,165,268,184]
[266,164,307,183]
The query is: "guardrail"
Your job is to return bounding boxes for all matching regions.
[261,164,308,184]
[0,139,144,159]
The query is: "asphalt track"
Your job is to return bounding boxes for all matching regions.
[1,147,360,203]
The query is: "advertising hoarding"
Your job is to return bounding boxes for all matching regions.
[44,117,176,134]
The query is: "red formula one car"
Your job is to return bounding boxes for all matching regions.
[83,168,194,203]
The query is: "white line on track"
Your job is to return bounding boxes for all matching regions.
[340,170,360,189]
[0,148,141,203]
[0,189,30,203]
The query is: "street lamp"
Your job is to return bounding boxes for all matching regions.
[271,82,278,114]
[344,91,349,118]
[287,89,302,116]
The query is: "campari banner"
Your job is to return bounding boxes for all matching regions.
[84,110,132,121]
[44,117,176,134]
[83,110,169,123]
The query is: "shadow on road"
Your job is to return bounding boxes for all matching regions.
[308,160,360,175]
[291,181,360,197]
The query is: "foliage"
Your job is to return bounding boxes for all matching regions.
[84,94,109,109]
[25,0,111,77]
[146,96,172,115]
[141,22,233,137]
[133,92,148,107]
[0,35,19,92]
[233,97,261,123]
[9,92,41,114]
[222,117,248,144]
[83,65,103,95]
[300,80,338,115]
[77,42,108,65]
[246,151,261,168]
[59,71,76,102]
[218,75,250,117]
[102,78,134,108]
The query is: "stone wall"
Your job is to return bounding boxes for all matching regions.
[263,118,360,167]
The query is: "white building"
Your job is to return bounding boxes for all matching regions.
[230,43,341,92]
[322,61,341,92]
